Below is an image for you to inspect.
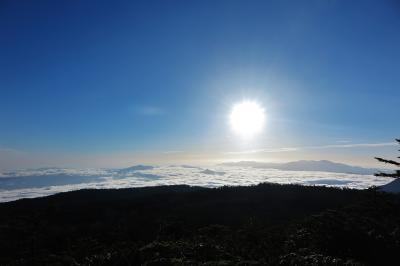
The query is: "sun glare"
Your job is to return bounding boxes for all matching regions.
[229,100,266,138]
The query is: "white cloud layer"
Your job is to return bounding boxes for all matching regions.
[0,165,393,203]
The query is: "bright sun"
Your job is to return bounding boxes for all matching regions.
[229,100,266,138]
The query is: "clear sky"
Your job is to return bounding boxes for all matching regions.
[1,0,399,170]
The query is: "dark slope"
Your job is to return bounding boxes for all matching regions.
[380,178,400,193]
[0,184,399,265]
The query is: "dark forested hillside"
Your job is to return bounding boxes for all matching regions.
[0,184,399,265]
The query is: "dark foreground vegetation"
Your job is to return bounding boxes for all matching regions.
[0,183,399,265]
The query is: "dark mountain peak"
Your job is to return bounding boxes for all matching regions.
[118,165,155,173]
[200,169,226,176]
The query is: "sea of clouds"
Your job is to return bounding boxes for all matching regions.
[0,165,393,202]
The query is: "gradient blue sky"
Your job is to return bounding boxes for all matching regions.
[1,0,399,169]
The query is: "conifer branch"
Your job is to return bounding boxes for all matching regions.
[374,139,400,179]
[374,157,400,166]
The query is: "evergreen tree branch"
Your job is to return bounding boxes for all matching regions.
[375,172,400,178]
[374,139,400,179]
[374,157,400,166]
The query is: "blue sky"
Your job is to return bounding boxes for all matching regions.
[0,0,399,169]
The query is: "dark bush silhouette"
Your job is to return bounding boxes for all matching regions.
[0,183,399,265]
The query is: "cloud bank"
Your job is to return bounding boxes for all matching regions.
[0,164,393,203]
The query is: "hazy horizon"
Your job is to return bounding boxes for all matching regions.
[1,141,399,171]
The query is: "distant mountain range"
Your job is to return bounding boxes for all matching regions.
[221,160,378,175]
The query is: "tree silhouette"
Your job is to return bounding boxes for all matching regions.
[374,139,400,178]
